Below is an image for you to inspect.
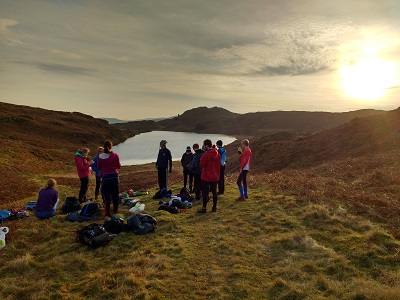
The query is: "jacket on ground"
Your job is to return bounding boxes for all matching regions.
[75,152,91,178]
[200,148,221,182]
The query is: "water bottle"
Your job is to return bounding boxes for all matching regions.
[0,227,9,250]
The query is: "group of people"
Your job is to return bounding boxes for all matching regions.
[34,137,252,218]
[157,138,252,213]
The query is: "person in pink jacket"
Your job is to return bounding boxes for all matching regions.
[237,139,252,201]
[74,148,93,203]
[97,140,121,218]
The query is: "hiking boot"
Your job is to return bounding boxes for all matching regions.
[245,196,248,199]
[211,206,217,212]
[197,208,207,214]
[236,197,245,201]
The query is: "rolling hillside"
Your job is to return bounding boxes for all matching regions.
[0,102,128,203]
[115,106,385,136]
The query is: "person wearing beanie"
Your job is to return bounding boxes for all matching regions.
[181,146,194,192]
[216,140,226,195]
[237,139,252,201]
[156,140,172,189]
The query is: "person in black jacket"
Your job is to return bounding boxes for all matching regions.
[189,143,204,200]
[181,146,194,192]
[156,140,172,189]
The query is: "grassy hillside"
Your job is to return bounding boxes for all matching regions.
[0,102,128,204]
[115,106,385,136]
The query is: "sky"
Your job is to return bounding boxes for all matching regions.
[1,0,399,119]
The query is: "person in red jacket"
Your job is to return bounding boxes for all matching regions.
[74,148,93,203]
[198,139,220,213]
[97,140,121,218]
[237,139,252,200]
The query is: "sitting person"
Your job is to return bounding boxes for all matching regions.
[34,179,59,219]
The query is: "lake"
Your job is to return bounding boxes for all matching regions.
[113,131,237,166]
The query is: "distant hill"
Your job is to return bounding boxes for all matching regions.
[226,107,400,173]
[115,106,385,136]
[0,102,128,203]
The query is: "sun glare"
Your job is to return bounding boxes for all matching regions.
[339,57,398,101]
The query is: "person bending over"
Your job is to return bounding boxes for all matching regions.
[34,178,59,219]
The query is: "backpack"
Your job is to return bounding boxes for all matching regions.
[0,210,11,223]
[152,188,167,199]
[77,223,116,249]
[80,202,100,217]
[62,197,81,214]
[158,203,179,214]
[179,187,191,197]
[66,212,98,222]
[24,201,37,211]
[103,216,125,234]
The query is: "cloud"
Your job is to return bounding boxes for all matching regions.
[32,62,94,75]
[49,49,82,60]
[0,18,18,33]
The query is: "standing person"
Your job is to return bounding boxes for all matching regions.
[189,143,204,200]
[198,139,220,213]
[34,179,59,219]
[74,148,92,203]
[181,146,194,192]
[91,147,104,201]
[237,139,253,200]
[156,140,172,190]
[98,140,121,218]
[216,140,226,195]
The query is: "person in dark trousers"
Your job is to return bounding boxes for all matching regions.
[181,146,194,192]
[189,143,204,200]
[216,140,226,195]
[91,146,104,200]
[74,148,93,203]
[198,139,220,213]
[156,140,172,189]
[237,139,253,201]
[98,140,121,219]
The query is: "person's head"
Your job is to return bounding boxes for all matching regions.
[203,139,212,150]
[44,178,56,189]
[193,143,200,151]
[104,140,113,153]
[241,139,250,149]
[186,146,191,152]
[160,140,167,149]
[78,148,90,157]
[97,147,104,155]
[216,140,223,147]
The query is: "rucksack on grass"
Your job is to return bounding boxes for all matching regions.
[77,223,116,249]
[80,202,100,217]
[62,197,81,214]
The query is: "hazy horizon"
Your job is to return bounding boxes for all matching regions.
[1,1,399,119]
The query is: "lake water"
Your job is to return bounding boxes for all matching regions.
[113,131,237,166]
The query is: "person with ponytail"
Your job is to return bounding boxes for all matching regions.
[97,140,121,219]
[74,148,93,203]
[34,178,59,219]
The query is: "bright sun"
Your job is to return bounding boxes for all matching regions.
[339,57,398,101]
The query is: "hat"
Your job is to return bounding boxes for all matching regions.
[160,140,167,145]
[186,146,191,151]
[216,140,223,147]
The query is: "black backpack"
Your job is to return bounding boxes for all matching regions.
[77,223,115,249]
[80,202,100,217]
[62,197,81,214]
[104,217,125,234]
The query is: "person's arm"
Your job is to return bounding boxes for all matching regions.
[181,154,185,166]
[97,157,102,171]
[200,152,208,168]
[52,190,59,206]
[168,150,172,172]
[115,154,121,169]
[91,157,99,173]
[240,150,250,169]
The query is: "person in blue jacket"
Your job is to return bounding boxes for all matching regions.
[216,140,226,195]
[156,140,172,189]
[91,147,104,200]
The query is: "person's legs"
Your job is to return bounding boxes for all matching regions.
[95,176,101,200]
[200,181,210,211]
[78,176,89,203]
[157,168,163,189]
[188,171,194,192]
[242,171,249,198]
[34,210,55,219]
[218,165,225,194]
[183,169,188,188]
[210,181,218,211]
[101,177,112,217]
[111,176,120,213]
[194,174,202,200]
[236,171,244,199]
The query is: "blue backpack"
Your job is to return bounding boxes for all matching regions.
[80,202,100,217]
